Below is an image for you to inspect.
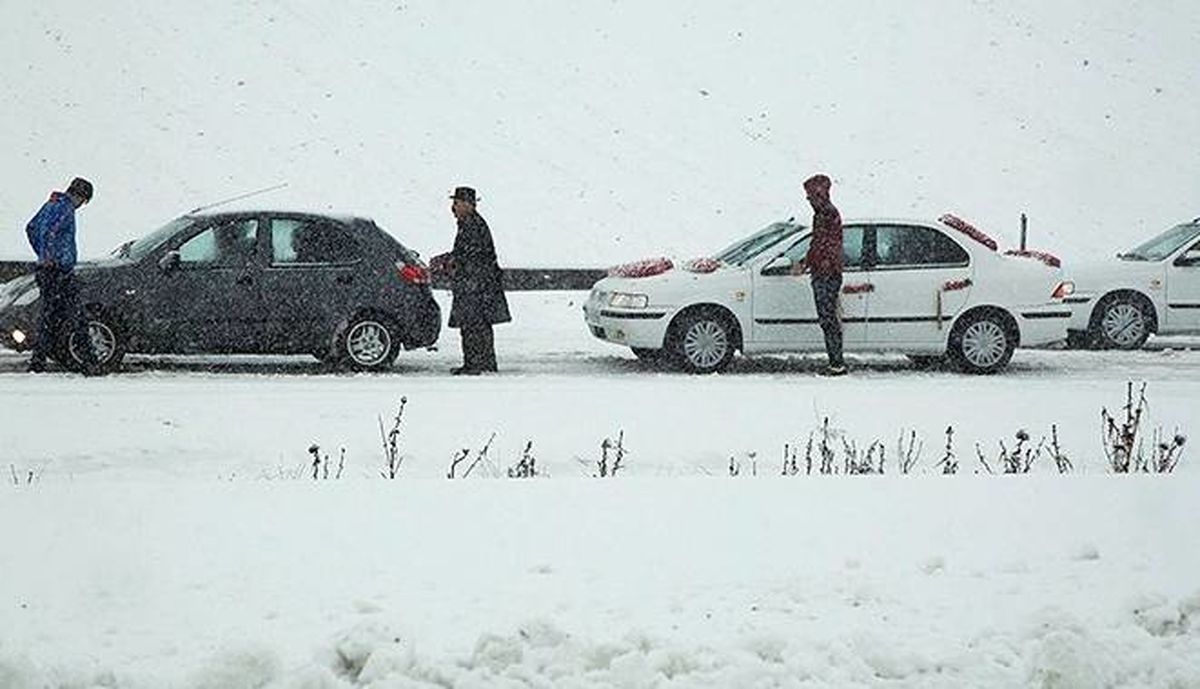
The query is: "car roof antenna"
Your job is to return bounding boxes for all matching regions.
[188,182,289,214]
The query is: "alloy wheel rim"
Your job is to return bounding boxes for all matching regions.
[1101,303,1145,346]
[683,320,728,369]
[72,321,116,364]
[961,320,1007,368]
[347,321,390,366]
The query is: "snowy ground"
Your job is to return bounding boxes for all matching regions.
[4,2,1200,684]
[2,292,1200,688]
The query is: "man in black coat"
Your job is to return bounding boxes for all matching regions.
[443,186,510,375]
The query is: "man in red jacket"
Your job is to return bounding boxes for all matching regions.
[798,174,845,376]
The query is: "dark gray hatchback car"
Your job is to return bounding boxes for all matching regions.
[0,210,441,372]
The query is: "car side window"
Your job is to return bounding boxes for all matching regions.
[842,225,866,271]
[772,228,868,268]
[271,218,360,265]
[177,219,258,267]
[874,225,968,268]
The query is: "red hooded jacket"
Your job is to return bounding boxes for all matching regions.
[803,176,842,277]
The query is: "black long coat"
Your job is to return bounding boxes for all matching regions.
[448,211,511,328]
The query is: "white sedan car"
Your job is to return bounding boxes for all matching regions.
[1065,218,1200,349]
[584,215,1074,374]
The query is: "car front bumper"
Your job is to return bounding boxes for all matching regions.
[582,296,673,349]
[0,311,35,352]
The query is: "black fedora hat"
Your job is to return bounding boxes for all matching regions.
[449,186,478,203]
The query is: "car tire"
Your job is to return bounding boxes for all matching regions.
[669,310,736,374]
[947,310,1016,374]
[65,311,126,375]
[1089,293,1152,350]
[337,315,400,371]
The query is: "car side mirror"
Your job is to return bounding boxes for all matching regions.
[158,250,181,272]
[760,255,794,276]
[1174,249,1200,267]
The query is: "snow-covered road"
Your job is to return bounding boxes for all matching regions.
[2,292,1199,483]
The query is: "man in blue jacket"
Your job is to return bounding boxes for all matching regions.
[25,177,97,373]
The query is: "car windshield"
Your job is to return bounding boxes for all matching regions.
[1119,223,1200,261]
[123,217,194,261]
[712,221,802,267]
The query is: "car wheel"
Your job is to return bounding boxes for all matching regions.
[66,312,126,374]
[1089,294,1152,350]
[670,310,736,374]
[947,310,1015,374]
[338,316,400,371]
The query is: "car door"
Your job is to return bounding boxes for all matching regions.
[125,216,262,352]
[863,224,972,348]
[1165,236,1200,332]
[750,225,868,349]
[256,215,367,352]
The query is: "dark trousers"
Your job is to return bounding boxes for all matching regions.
[811,274,844,368]
[31,266,92,365]
[459,323,497,372]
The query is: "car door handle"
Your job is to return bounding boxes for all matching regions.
[335,274,354,284]
[842,282,874,294]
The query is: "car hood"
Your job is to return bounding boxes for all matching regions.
[0,274,36,310]
[0,258,132,308]
[591,263,750,310]
[1064,258,1164,293]
[76,257,134,273]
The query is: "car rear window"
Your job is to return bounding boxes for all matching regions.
[271,218,361,265]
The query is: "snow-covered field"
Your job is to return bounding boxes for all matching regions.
[3,292,1200,687]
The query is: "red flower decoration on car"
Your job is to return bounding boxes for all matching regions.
[939,214,998,251]
[1004,249,1062,268]
[608,256,674,278]
[682,257,721,274]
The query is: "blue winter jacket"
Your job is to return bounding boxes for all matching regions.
[26,192,78,270]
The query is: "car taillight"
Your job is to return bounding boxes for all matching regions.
[398,262,430,285]
[1051,281,1074,299]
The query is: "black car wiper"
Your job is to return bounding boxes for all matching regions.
[1116,252,1145,261]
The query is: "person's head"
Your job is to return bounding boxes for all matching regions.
[66,177,94,209]
[449,186,477,220]
[803,174,831,211]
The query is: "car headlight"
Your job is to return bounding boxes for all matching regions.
[608,292,649,309]
[14,288,40,306]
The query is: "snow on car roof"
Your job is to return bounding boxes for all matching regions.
[185,208,369,225]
